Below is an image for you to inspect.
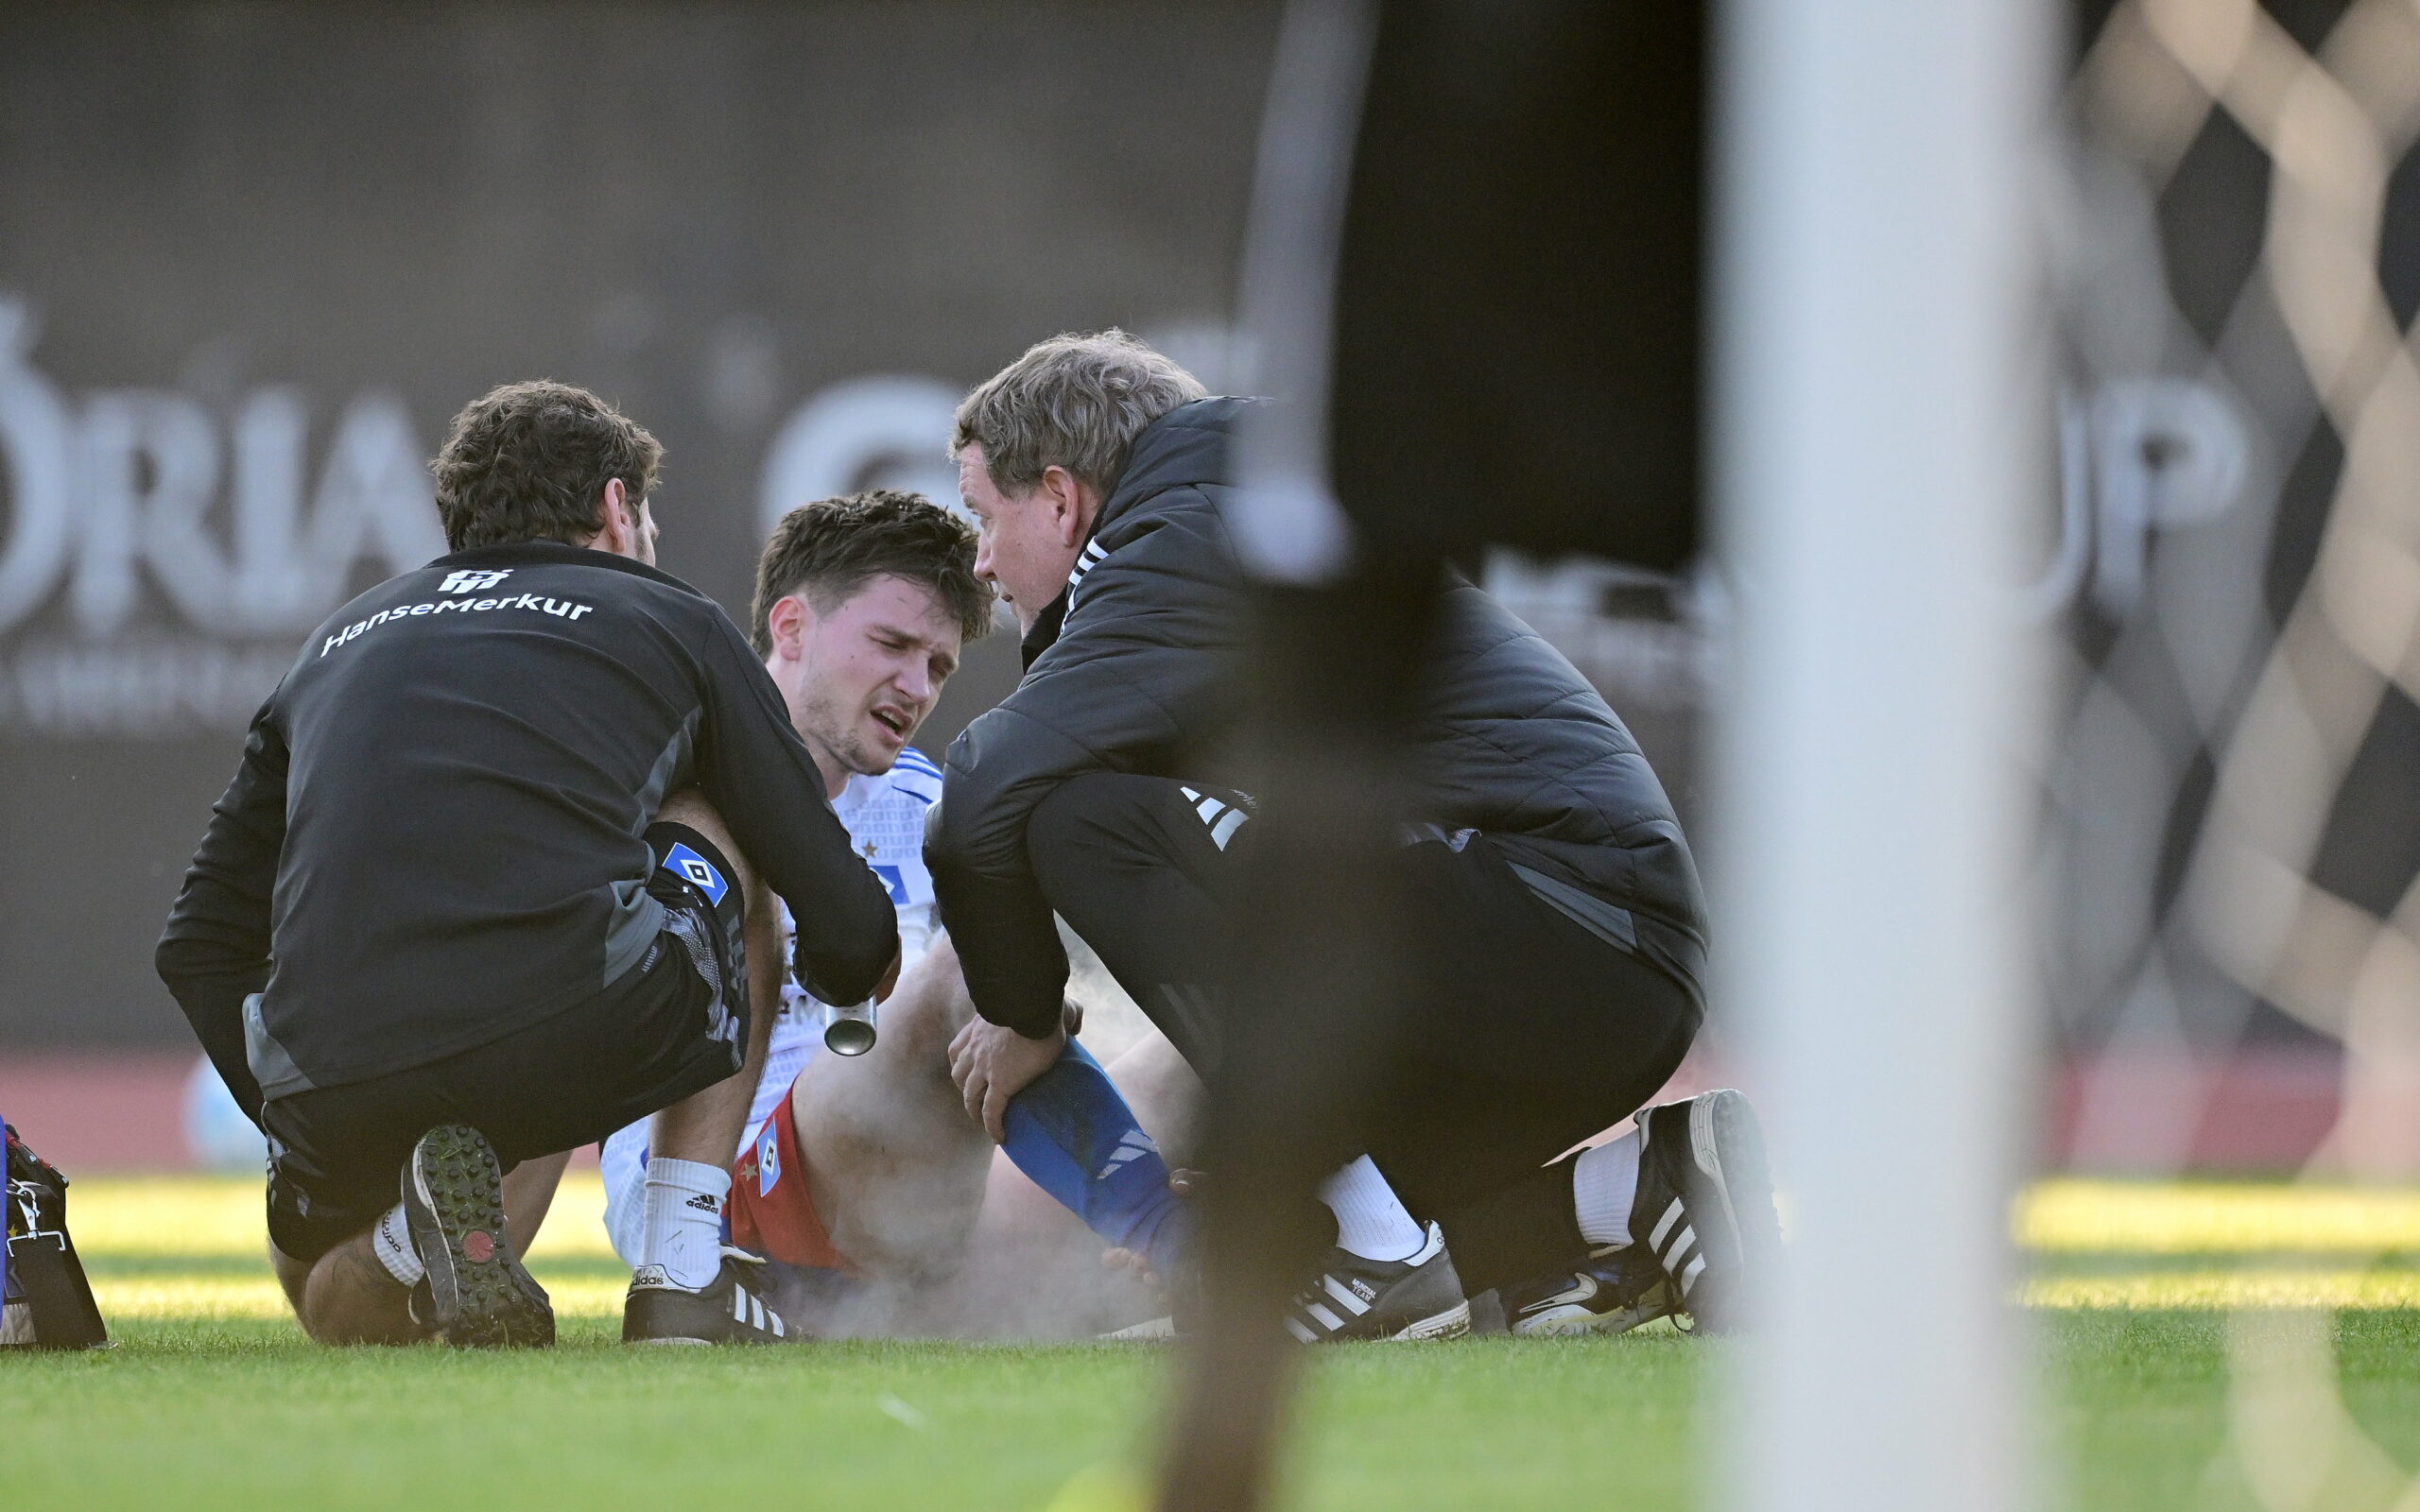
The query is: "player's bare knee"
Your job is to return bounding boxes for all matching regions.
[864,936,973,1063]
[883,957,972,1063]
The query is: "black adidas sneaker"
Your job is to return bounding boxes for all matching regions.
[1629,1089,1780,1332]
[1103,1222,1472,1343]
[1502,1245,1681,1338]
[401,1125,554,1349]
[623,1250,794,1345]
[1284,1223,1471,1343]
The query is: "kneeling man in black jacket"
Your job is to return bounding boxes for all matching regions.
[933,333,1777,1335]
[157,382,899,1348]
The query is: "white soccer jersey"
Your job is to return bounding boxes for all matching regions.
[599,747,942,1263]
[753,746,942,1126]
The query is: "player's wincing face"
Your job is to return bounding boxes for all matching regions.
[765,573,961,789]
[957,444,1084,636]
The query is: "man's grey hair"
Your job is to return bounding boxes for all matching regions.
[952,330,1209,495]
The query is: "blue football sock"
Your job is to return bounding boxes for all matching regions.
[1000,1040,1194,1280]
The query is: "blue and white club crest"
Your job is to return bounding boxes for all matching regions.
[758,1125,782,1196]
[661,842,729,906]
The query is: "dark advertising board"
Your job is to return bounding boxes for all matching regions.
[0,1,1278,1045]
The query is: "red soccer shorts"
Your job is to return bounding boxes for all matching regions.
[728,1086,854,1273]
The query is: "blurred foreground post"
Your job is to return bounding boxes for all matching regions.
[1718,2,2045,1510]
[1160,2,1705,1508]
[1154,566,1438,1512]
[1153,9,1417,1505]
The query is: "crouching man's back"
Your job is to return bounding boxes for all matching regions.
[246,538,836,1094]
[159,380,894,1349]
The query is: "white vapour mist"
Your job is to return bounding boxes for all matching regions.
[764,931,1200,1343]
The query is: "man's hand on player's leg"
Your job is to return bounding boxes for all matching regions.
[949,1017,1067,1142]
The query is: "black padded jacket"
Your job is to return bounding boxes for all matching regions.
[928,397,1708,1039]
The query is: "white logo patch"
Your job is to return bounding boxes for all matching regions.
[439,568,512,594]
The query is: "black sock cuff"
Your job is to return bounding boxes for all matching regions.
[1432,1152,1589,1297]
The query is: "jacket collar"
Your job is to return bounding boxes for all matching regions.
[427,539,704,596]
[1018,395,1254,669]
[1087,395,1253,539]
[1019,592,1069,670]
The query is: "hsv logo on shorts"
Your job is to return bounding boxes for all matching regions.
[727,1096,851,1273]
[661,842,729,906]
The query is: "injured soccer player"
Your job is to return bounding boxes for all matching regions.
[500,488,1443,1340]
[600,490,1217,1336]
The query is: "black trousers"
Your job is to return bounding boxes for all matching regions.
[259,821,749,1264]
[1027,772,1700,1293]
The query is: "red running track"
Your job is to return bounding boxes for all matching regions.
[0,1047,2348,1176]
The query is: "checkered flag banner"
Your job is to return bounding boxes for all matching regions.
[2051,0,2420,1497]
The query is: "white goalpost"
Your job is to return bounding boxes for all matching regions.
[1718,2,2048,1510]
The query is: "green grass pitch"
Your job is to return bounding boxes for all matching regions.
[7,1177,2420,1510]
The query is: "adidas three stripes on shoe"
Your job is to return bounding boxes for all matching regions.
[1284,1223,1471,1342]
[622,1249,795,1345]
[1627,1089,1781,1332]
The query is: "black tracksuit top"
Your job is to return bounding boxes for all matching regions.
[929,397,1710,1040]
[156,541,898,1103]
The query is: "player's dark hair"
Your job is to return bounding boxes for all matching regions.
[430,380,663,552]
[750,490,994,656]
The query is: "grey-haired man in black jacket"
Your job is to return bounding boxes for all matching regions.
[933,333,1774,1337]
[158,382,898,1349]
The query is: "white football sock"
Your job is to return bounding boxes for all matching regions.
[1573,1131,1642,1249]
[640,1157,732,1290]
[370,1201,425,1286]
[1320,1155,1428,1263]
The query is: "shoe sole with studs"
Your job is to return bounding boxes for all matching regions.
[1681,1090,1780,1333]
[403,1124,553,1349]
